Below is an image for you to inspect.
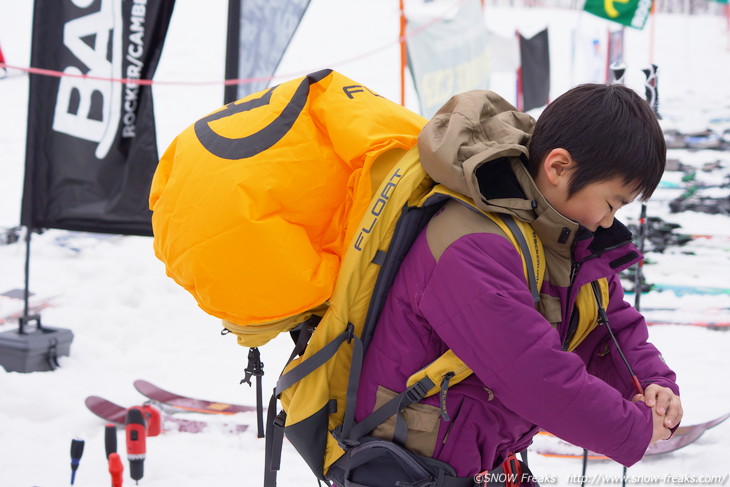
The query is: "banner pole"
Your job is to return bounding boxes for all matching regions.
[399,0,406,106]
[726,4,730,52]
[649,0,657,64]
[515,30,522,111]
[224,0,242,104]
[21,227,32,335]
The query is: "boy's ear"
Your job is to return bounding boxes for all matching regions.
[542,148,575,186]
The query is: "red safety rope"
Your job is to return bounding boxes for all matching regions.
[0,0,470,87]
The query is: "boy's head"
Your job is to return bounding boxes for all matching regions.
[528,83,666,201]
[527,83,666,231]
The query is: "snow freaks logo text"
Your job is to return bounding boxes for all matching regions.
[51,0,150,159]
[474,471,557,486]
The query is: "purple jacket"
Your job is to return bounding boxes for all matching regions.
[354,91,679,477]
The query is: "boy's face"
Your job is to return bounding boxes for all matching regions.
[547,177,637,232]
[536,149,638,232]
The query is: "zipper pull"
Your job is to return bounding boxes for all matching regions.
[439,372,455,421]
[591,281,609,325]
[569,261,580,283]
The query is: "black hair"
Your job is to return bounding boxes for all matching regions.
[527,83,666,201]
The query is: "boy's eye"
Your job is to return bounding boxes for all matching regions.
[608,203,614,211]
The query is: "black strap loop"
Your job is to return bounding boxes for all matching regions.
[263,392,284,487]
[501,215,540,304]
[439,372,455,422]
[339,326,364,441]
[241,347,265,438]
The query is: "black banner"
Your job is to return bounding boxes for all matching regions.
[224,0,310,103]
[518,28,550,112]
[21,0,176,236]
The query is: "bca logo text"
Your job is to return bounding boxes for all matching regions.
[51,0,125,159]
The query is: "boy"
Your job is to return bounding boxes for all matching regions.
[354,84,682,479]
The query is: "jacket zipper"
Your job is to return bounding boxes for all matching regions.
[561,239,633,351]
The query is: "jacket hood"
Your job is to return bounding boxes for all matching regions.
[418,90,637,285]
[418,90,533,209]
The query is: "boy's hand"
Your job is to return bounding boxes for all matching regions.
[648,406,672,445]
[633,384,683,439]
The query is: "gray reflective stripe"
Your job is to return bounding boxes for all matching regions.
[275,327,350,395]
[502,215,540,303]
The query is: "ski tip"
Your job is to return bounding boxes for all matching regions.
[85,395,104,406]
[133,378,162,396]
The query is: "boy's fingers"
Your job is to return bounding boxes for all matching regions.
[656,393,671,415]
[664,399,684,428]
[643,384,661,407]
[660,397,680,427]
[645,391,658,408]
[632,393,644,403]
[645,384,675,412]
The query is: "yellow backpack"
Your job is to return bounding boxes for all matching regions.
[149,70,547,486]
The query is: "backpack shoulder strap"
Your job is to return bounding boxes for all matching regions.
[407,188,544,400]
[426,190,544,299]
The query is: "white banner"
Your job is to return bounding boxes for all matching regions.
[406,0,491,118]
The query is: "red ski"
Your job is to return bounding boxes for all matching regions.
[536,412,730,459]
[85,396,249,434]
[133,379,256,415]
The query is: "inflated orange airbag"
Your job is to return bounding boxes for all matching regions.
[149,70,426,327]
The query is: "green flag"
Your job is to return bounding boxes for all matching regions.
[583,0,654,29]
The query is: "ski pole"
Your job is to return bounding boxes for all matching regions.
[609,61,626,84]
[592,281,644,396]
[633,204,648,312]
[69,438,84,486]
[625,59,659,487]
[109,453,124,487]
[591,280,644,487]
[105,423,124,486]
[105,423,117,459]
[582,60,629,487]
[642,64,661,120]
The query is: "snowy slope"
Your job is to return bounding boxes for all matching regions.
[1,1,730,486]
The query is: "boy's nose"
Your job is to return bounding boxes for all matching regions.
[598,212,615,229]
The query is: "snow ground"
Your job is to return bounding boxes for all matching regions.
[1,1,730,486]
